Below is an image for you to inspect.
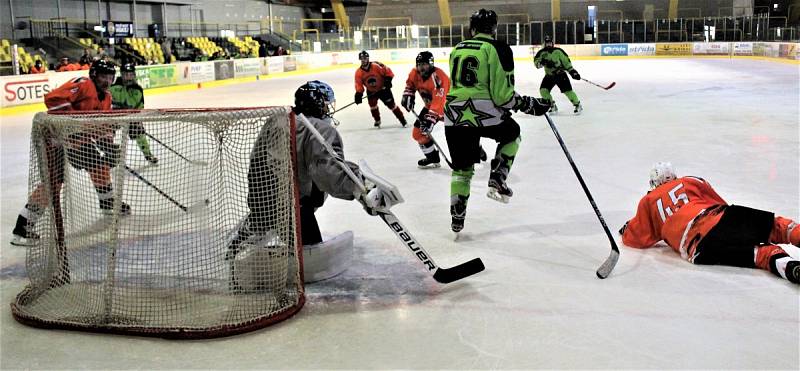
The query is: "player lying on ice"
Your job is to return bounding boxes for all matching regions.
[620,162,800,284]
[225,81,400,283]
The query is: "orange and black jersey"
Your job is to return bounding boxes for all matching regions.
[45,76,111,112]
[403,66,450,117]
[354,62,394,94]
[622,176,727,260]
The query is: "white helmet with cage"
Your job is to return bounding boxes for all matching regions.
[649,162,677,189]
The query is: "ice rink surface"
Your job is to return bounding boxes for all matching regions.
[1,57,798,369]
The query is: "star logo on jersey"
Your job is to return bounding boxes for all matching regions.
[448,98,492,127]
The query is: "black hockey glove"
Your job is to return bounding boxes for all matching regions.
[420,111,438,134]
[515,96,550,116]
[354,92,363,105]
[569,69,581,80]
[383,76,393,89]
[618,221,629,236]
[401,93,415,112]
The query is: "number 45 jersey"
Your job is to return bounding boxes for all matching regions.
[445,33,521,128]
[622,176,728,257]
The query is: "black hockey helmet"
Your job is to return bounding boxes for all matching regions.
[415,51,434,66]
[89,59,116,77]
[120,63,136,73]
[469,9,498,36]
[294,82,328,119]
[415,51,434,78]
[544,35,554,46]
[358,50,369,60]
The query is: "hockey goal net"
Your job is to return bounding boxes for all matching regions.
[11,107,304,338]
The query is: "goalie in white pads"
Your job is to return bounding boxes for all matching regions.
[226,81,400,286]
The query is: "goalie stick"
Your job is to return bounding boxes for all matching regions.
[296,113,485,283]
[581,78,616,90]
[543,113,619,279]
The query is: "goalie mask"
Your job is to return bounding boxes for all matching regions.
[307,80,336,113]
[294,82,329,119]
[649,162,677,189]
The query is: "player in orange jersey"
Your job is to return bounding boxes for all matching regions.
[401,51,450,168]
[11,60,130,246]
[620,162,800,284]
[354,50,407,128]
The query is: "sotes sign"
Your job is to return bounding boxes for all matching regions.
[3,77,51,106]
[601,44,628,56]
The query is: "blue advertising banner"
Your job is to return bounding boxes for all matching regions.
[601,44,628,56]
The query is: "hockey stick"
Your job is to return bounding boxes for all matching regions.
[296,113,485,283]
[543,113,619,279]
[331,89,384,115]
[124,165,188,212]
[144,132,205,165]
[409,110,488,168]
[581,78,616,90]
[409,110,454,168]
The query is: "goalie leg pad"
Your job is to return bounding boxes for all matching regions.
[302,231,354,283]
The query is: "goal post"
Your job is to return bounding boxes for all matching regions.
[11,107,305,339]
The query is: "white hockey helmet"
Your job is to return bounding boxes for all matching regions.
[649,162,677,189]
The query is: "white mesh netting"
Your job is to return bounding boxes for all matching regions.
[11,107,304,338]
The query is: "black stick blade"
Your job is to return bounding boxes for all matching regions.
[604,82,617,90]
[432,258,485,284]
[596,249,620,279]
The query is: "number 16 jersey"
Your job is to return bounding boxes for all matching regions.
[445,33,520,128]
[622,176,728,259]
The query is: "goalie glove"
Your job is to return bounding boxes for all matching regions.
[356,160,403,216]
[514,95,550,116]
[401,93,415,112]
[419,111,439,135]
[569,69,581,80]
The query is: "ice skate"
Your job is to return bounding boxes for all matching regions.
[144,153,158,165]
[487,160,512,203]
[451,196,467,235]
[100,200,132,216]
[417,150,441,169]
[10,214,40,247]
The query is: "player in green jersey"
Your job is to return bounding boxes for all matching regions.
[533,35,583,114]
[109,63,157,164]
[444,9,550,234]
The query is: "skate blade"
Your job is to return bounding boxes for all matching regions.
[487,189,510,204]
[417,163,441,169]
[10,236,37,247]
